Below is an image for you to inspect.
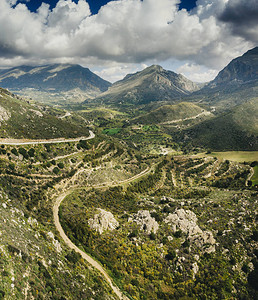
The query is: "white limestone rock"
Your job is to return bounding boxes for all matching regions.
[165,209,216,253]
[129,210,159,234]
[88,209,119,234]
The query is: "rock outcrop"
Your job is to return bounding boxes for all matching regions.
[88,209,119,235]
[165,209,216,253]
[129,210,159,234]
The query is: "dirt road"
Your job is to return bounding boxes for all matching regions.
[0,130,95,145]
[53,191,129,300]
[52,166,152,299]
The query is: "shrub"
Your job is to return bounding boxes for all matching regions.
[57,162,64,169]
[19,147,29,159]
[129,229,138,238]
[174,230,182,238]
[150,232,156,240]
[53,167,60,174]
[165,250,176,261]
[28,148,35,157]
[248,268,258,291]
[11,148,18,156]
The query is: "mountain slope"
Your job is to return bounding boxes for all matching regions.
[0,88,89,139]
[95,65,199,105]
[189,47,258,109]
[183,98,258,151]
[209,47,258,86]
[131,102,213,125]
[0,64,111,104]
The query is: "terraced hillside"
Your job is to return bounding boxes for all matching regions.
[0,124,257,299]
[59,153,257,299]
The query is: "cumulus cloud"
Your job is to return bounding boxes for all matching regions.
[177,63,218,82]
[219,0,258,43]
[0,0,257,81]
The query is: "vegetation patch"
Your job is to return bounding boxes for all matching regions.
[102,128,122,135]
[251,165,258,185]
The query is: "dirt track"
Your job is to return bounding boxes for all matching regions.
[0,130,95,145]
[53,191,129,300]
[52,166,152,299]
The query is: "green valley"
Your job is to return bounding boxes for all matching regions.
[0,46,257,300]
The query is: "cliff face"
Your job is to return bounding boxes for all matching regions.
[209,47,258,87]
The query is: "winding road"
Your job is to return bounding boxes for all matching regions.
[160,111,212,125]
[53,191,129,300]
[53,166,152,299]
[0,130,95,145]
[246,167,255,186]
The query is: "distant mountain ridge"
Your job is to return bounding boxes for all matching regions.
[0,64,111,92]
[0,64,111,104]
[95,65,200,105]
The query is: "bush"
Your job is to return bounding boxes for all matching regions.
[251,230,258,241]
[248,268,258,290]
[57,162,64,169]
[65,250,81,264]
[165,250,176,261]
[0,290,5,299]
[174,230,182,238]
[129,229,138,238]
[149,232,156,240]
[11,148,18,156]
[53,167,60,174]
[28,148,35,157]
[8,163,15,171]
[19,147,29,159]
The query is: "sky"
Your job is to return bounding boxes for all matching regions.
[0,0,257,83]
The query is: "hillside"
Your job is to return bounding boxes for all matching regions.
[95,65,199,106]
[0,64,111,104]
[182,98,258,151]
[209,47,258,86]
[189,47,258,109]
[0,129,256,299]
[131,102,213,125]
[0,88,90,139]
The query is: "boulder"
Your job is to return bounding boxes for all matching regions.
[165,209,216,253]
[129,210,159,234]
[88,209,119,234]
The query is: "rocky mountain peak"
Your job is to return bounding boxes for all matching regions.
[209,46,258,86]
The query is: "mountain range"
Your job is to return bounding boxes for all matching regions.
[0,47,257,300]
[0,64,111,104]
[0,46,257,149]
[0,47,257,110]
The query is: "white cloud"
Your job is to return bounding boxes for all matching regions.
[0,0,257,82]
[177,63,218,82]
[93,63,149,83]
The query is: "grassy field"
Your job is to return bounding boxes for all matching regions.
[209,151,258,162]
[102,128,122,135]
[252,165,258,185]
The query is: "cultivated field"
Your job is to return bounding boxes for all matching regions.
[209,151,258,162]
